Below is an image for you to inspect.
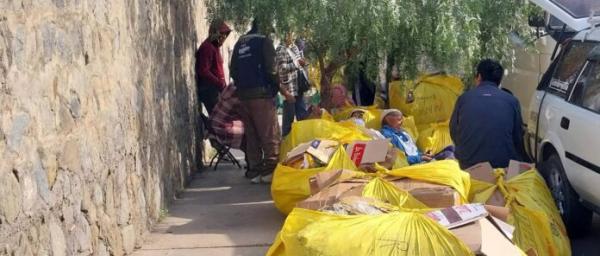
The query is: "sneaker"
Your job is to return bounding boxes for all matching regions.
[245,169,260,179]
[260,173,273,184]
[250,175,262,184]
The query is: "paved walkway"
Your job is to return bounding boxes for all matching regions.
[133,162,283,256]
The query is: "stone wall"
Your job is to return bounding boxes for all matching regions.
[0,0,230,255]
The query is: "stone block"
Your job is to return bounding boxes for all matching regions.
[59,138,81,172]
[49,217,67,256]
[7,113,30,151]
[0,170,21,223]
[40,149,59,187]
[121,225,135,255]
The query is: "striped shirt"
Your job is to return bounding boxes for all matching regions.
[276,44,301,96]
[210,85,244,149]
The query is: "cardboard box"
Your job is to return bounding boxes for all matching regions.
[308,169,360,195]
[285,140,339,165]
[300,176,461,210]
[390,178,461,208]
[297,180,366,210]
[450,217,522,256]
[507,160,535,175]
[346,139,389,166]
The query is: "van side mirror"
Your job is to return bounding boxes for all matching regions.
[587,46,600,62]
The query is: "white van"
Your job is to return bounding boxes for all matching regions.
[527,0,600,237]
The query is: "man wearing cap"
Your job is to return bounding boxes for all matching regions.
[195,19,232,115]
[230,19,280,184]
[348,109,367,127]
[380,109,432,165]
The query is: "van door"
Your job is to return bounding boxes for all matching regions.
[563,57,600,206]
[530,0,600,31]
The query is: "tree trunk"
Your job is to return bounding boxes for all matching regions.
[317,54,339,111]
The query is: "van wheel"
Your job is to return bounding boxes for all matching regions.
[541,154,592,238]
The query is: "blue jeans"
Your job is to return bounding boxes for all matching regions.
[282,95,309,137]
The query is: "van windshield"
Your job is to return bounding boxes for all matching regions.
[551,0,600,19]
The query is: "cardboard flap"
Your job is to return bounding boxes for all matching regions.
[479,218,522,256]
[488,216,515,241]
[306,140,339,163]
[308,169,359,195]
[427,204,488,229]
[507,160,534,179]
[286,142,312,161]
[466,162,496,183]
[451,219,521,256]
[297,182,366,210]
[484,205,510,222]
[346,139,389,165]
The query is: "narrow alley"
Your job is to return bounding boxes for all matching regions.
[133,151,282,256]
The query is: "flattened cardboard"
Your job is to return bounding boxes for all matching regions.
[285,142,311,162]
[484,205,510,222]
[451,217,522,256]
[507,160,535,177]
[426,204,488,229]
[307,140,339,163]
[297,181,366,210]
[391,178,461,208]
[308,169,360,195]
[285,140,338,165]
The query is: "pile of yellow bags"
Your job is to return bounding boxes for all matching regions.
[268,74,570,255]
[269,161,570,256]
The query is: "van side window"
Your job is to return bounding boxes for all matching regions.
[549,43,595,97]
[571,62,600,114]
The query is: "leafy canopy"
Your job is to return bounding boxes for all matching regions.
[207,0,534,82]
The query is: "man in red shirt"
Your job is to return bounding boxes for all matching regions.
[195,20,232,115]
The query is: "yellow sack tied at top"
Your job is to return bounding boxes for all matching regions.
[469,169,571,256]
[416,121,453,154]
[267,208,473,256]
[271,147,362,214]
[389,73,463,126]
[387,160,471,204]
[280,119,370,162]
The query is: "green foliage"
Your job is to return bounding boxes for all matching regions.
[207,0,534,84]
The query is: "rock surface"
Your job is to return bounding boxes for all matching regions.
[0,1,236,255]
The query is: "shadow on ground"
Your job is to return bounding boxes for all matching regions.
[571,214,600,256]
[133,159,284,256]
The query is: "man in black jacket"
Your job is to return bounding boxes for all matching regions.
[230,20,280,183]
[450,59,529,169]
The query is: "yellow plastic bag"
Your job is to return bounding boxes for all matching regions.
[389,74,463,126]
[469,170,571,256]
[280,119,370,162]
[362,178,428,209]
[271,147,361,214]
[416,122,453,154]
[387,160,471,203]
[267,208,474,256]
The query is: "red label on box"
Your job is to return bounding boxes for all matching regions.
[350,143,367,166]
